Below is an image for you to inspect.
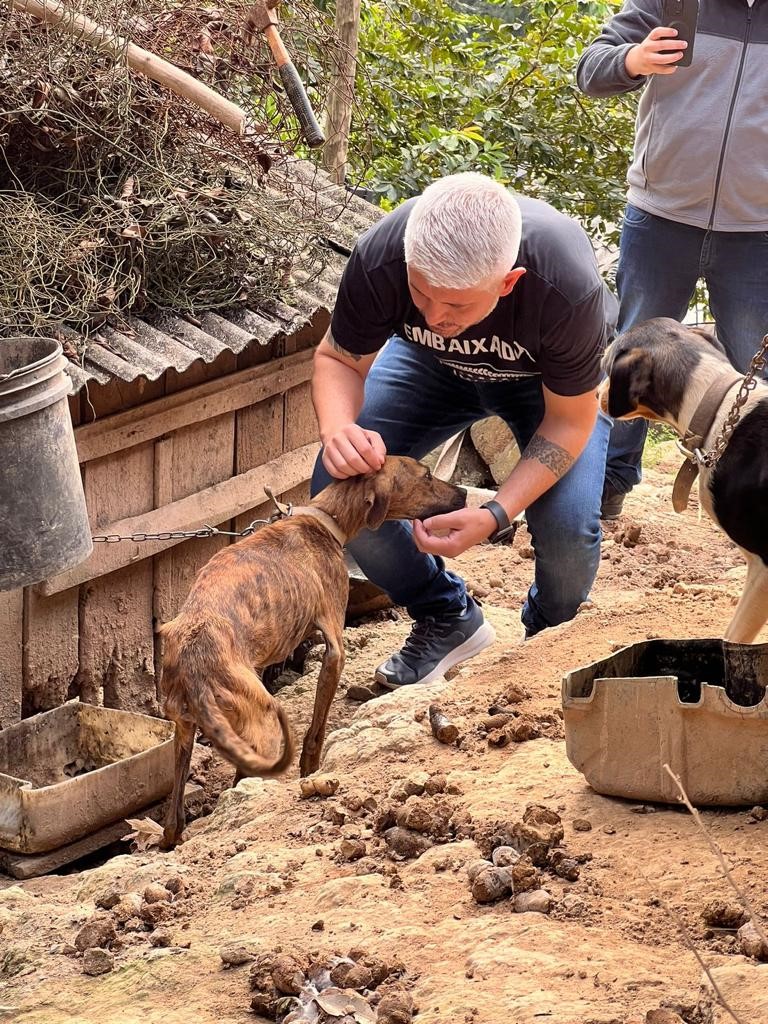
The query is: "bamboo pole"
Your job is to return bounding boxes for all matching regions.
[11,0,248,135]
[322,0,360,184]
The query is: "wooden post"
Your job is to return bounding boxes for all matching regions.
[323,0,361,185]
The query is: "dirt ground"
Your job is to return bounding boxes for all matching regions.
[2,443,767,1024]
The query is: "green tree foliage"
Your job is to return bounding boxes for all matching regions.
[349,0,636,245]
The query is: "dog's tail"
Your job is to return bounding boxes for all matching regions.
[160,620,294,778]
[196,680,294,778]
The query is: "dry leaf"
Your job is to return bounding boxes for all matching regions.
[122,817,164,852]
[314,989,375,1023]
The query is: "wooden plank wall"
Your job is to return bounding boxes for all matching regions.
[233,339,282,536]
[77,377,163,715]
[282,322,324,508]
[5,323,324,724]
[151,350,237,702]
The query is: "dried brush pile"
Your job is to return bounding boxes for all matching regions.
[0,0,343,338]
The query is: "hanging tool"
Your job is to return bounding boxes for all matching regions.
[245,0,325,149]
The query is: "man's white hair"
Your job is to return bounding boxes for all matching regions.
[403,172,522,289]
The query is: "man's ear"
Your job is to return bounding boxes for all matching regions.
[608,347,653,419]
[499,267,526,298]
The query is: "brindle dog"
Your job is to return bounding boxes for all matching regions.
[159,456,466,846]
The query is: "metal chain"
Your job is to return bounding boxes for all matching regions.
[92,516,278,544]
[699,332,768,469]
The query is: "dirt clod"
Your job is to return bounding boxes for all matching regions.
[376,988,414,1023]
[491,846,520,868]
[220,944,256,967]
[164,875,187,895]
[645,1011,685,1024]
[513,889,552,914]
[339,838,367,862]
[501,683,530,705]
[330,961,374,991]
[144,883,173,904]
[510,856,541,893]
[112,893,143,924]
[471,866,513,904]
[737,919,768,961]
[74,915,116,952]
[141,902,171,926]
[701,899,748,929]
[271,954,306,995]
[94,887,122,911]
[250,992,279,1017]
[346,684,379,703]
[82,947,114,976]
[395,796,453,839]
[300,775,340,799]
[383,826,433,860]
[506,716,541,743]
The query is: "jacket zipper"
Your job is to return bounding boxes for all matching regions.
[707,2,754,229]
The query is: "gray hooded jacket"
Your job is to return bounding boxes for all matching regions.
[577,0,768,232]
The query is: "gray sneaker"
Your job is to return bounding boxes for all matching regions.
[375,597,496,689]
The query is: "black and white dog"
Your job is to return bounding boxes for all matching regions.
[600,317,768,644]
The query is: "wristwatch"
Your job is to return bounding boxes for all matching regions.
[480,500,518,544]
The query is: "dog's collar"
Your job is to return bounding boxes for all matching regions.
[672,372,742,513]
[263,487,346,547]
[288,506,346,547]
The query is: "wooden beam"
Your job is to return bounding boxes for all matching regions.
[38,443,320,596]
[74,349,314,463]
[323,0,361,184]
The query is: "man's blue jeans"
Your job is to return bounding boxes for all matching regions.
[606,204,768,494]
[311,338,611,636]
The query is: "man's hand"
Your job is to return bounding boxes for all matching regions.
[625,27,687,78]
[322,423,387,479]
[412,507,497,558]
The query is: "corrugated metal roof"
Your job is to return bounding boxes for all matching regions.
[64,164,381,394]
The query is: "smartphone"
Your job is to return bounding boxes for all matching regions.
[661,0,698,67]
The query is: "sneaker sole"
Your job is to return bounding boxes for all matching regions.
[375,620,497,690]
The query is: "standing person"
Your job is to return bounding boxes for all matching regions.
[310,173,616,689]
[577,0,768,519]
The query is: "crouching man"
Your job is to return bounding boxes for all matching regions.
[311,172,616,687]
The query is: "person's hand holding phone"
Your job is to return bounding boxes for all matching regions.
[625,26,687,78]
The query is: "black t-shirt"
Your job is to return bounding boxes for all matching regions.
[331,195,617,396]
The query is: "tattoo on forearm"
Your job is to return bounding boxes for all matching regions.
[521,433,575,479]
[327,330,362,362]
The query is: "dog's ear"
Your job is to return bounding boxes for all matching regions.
[687,324,728,357]
[607,347,653,418]
[363,465,395,530]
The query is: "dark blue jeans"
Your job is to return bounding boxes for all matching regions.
[311,338,611,636]
[606,204,768,494]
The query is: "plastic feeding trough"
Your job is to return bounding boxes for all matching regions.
[562,639,768,806]
[0,702,175,856]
